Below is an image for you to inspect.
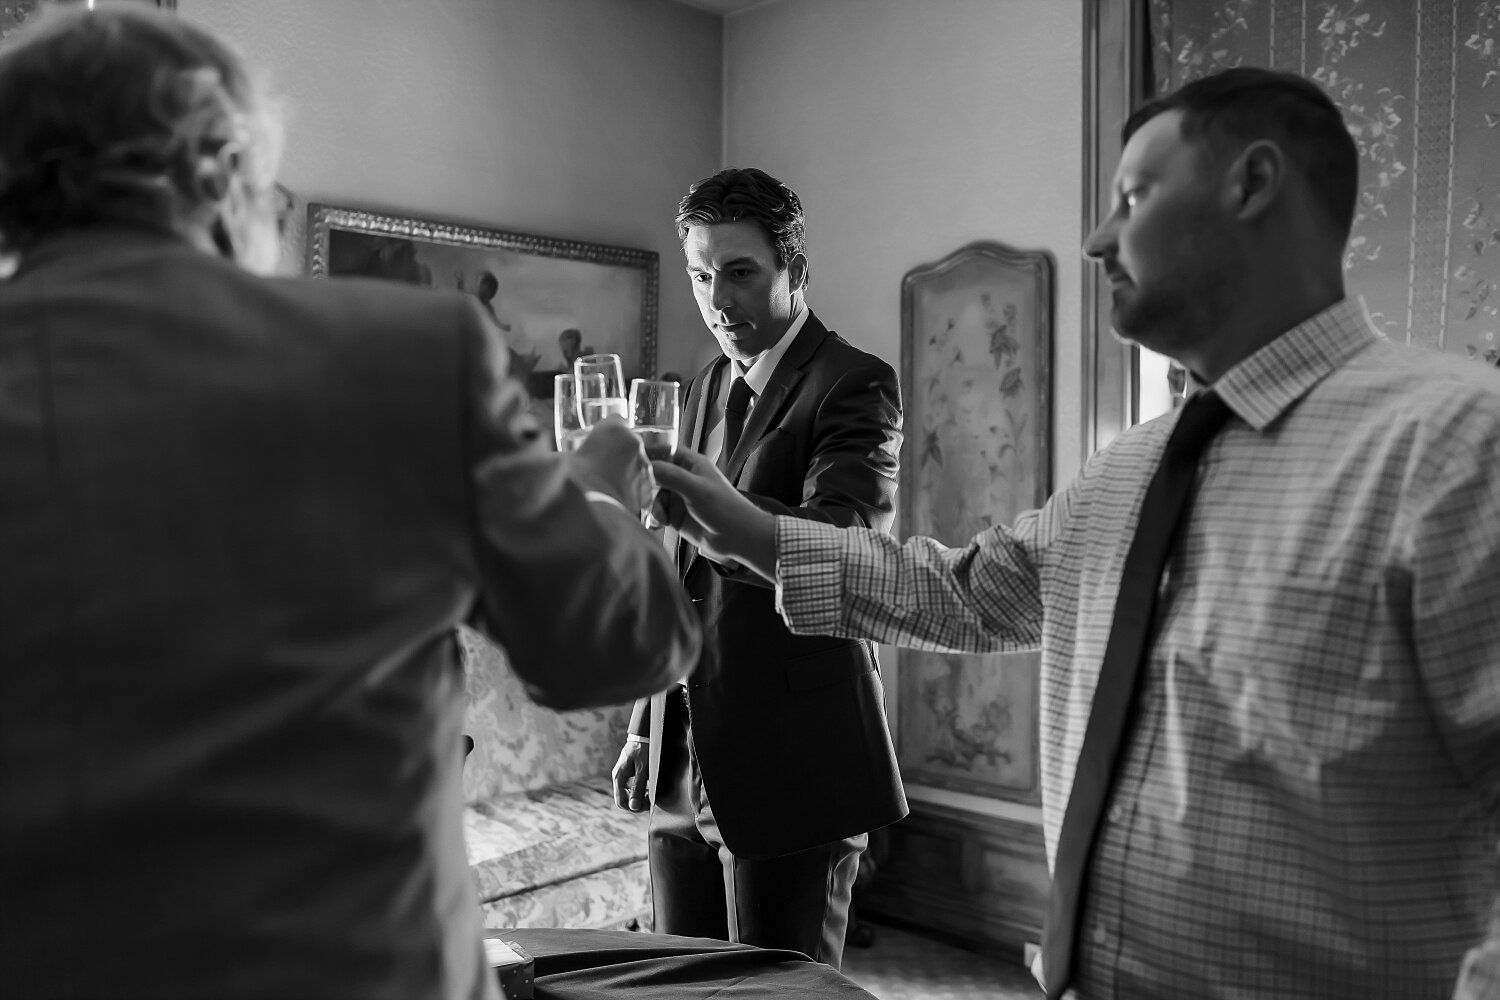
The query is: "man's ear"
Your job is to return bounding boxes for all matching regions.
[1226,139,1285,222]
[787,251,809,293]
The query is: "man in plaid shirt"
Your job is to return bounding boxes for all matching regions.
[654,67,1500,1000]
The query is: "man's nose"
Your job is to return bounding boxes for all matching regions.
[709,276,734,312]
[1082,218,1114,262]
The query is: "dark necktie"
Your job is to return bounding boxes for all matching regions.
[1041,390,1233,998]
[719,376,754,472]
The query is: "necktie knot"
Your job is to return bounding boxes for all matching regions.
[1165,390,1233,463]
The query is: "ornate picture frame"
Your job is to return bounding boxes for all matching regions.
[895,240,1054,804]
[306,204,659,399]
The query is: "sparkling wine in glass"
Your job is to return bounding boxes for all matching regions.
[574,353,627,426]
[554,373,596,452]
[576,373,626,428]
[629,378,680,460]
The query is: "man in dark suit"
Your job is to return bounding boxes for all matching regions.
[0,8,698,1000]
[610,168,906,969]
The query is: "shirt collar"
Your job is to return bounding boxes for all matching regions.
[730,306,810,396]
[1189,298,1379,432]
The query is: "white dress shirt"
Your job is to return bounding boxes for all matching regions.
[704,306,810,467]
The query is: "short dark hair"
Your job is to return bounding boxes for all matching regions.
[675,167,807,280]
[1124,67,1358,239]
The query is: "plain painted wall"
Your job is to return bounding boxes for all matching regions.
[724,0,1083,822]
[724,0,1083,485]
[181,0,724,376]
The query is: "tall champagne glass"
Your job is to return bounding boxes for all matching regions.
[574,353,627,426]
[629,379,680,460]
[554,373,597,452]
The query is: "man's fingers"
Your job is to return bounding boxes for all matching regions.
[577,416,637,454]
[670,447,718,475]
[651,489,678,527]
[612,775,629,810]
[651,460,700,496]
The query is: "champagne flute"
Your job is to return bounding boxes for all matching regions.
[574,353,627,426]
[575,369,625,429]
[553,373,596,452]
[629,379,680,460]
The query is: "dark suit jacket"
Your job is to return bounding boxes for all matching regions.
[0,227,699,1000]
[629,312,908,859]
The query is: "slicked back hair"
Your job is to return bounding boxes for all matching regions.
[676,167,808,284]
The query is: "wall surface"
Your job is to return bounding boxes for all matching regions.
[182,0,723,376]
[724,0,1084,490]
[725,0,1082,823]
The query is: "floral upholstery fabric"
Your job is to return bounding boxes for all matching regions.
[458,627,651,931]
[478,859,652,932]
[459,626,631,800]
[464,777,649,902]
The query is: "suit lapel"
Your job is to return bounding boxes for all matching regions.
[683,360,723,453]
[722,312,831,483]
[675,358,726,578]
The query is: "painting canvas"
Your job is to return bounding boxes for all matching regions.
[896,241,1053,803]
[306,205,659,410]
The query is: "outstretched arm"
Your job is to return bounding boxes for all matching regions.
[652,448,777,581]
[718,357,901,588]
[462,301,700,710]
[652,448,1048,655]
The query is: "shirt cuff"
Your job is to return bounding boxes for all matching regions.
[584,489,629,514]
[773,516,847,635]
[625,733,649,745]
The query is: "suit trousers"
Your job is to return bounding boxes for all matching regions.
[648,686,866,970]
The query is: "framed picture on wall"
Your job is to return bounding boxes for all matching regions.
[306,204,659,401]
[896,240,1054,804]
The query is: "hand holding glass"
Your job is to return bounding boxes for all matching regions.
[574,353,627,427]
[629,379,680,460]
[554,372,598,453]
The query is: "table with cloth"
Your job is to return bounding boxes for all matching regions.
[495,928,878,999]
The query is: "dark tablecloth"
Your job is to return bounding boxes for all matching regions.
[496,928,879,999]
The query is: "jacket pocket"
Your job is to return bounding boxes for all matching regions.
[783,641,876,692]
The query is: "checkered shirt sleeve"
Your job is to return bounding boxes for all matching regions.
[775,513,1047,654]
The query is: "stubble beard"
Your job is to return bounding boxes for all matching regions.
[1111,255,1231,369]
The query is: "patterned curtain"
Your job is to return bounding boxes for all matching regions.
[1150,0,1500,366]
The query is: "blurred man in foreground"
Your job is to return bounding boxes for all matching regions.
[0,6,698,999]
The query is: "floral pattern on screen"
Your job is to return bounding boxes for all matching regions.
[896,245,1050,804]
[1150,0,1500,365]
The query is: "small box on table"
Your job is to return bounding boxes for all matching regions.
[483,937,534,999]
